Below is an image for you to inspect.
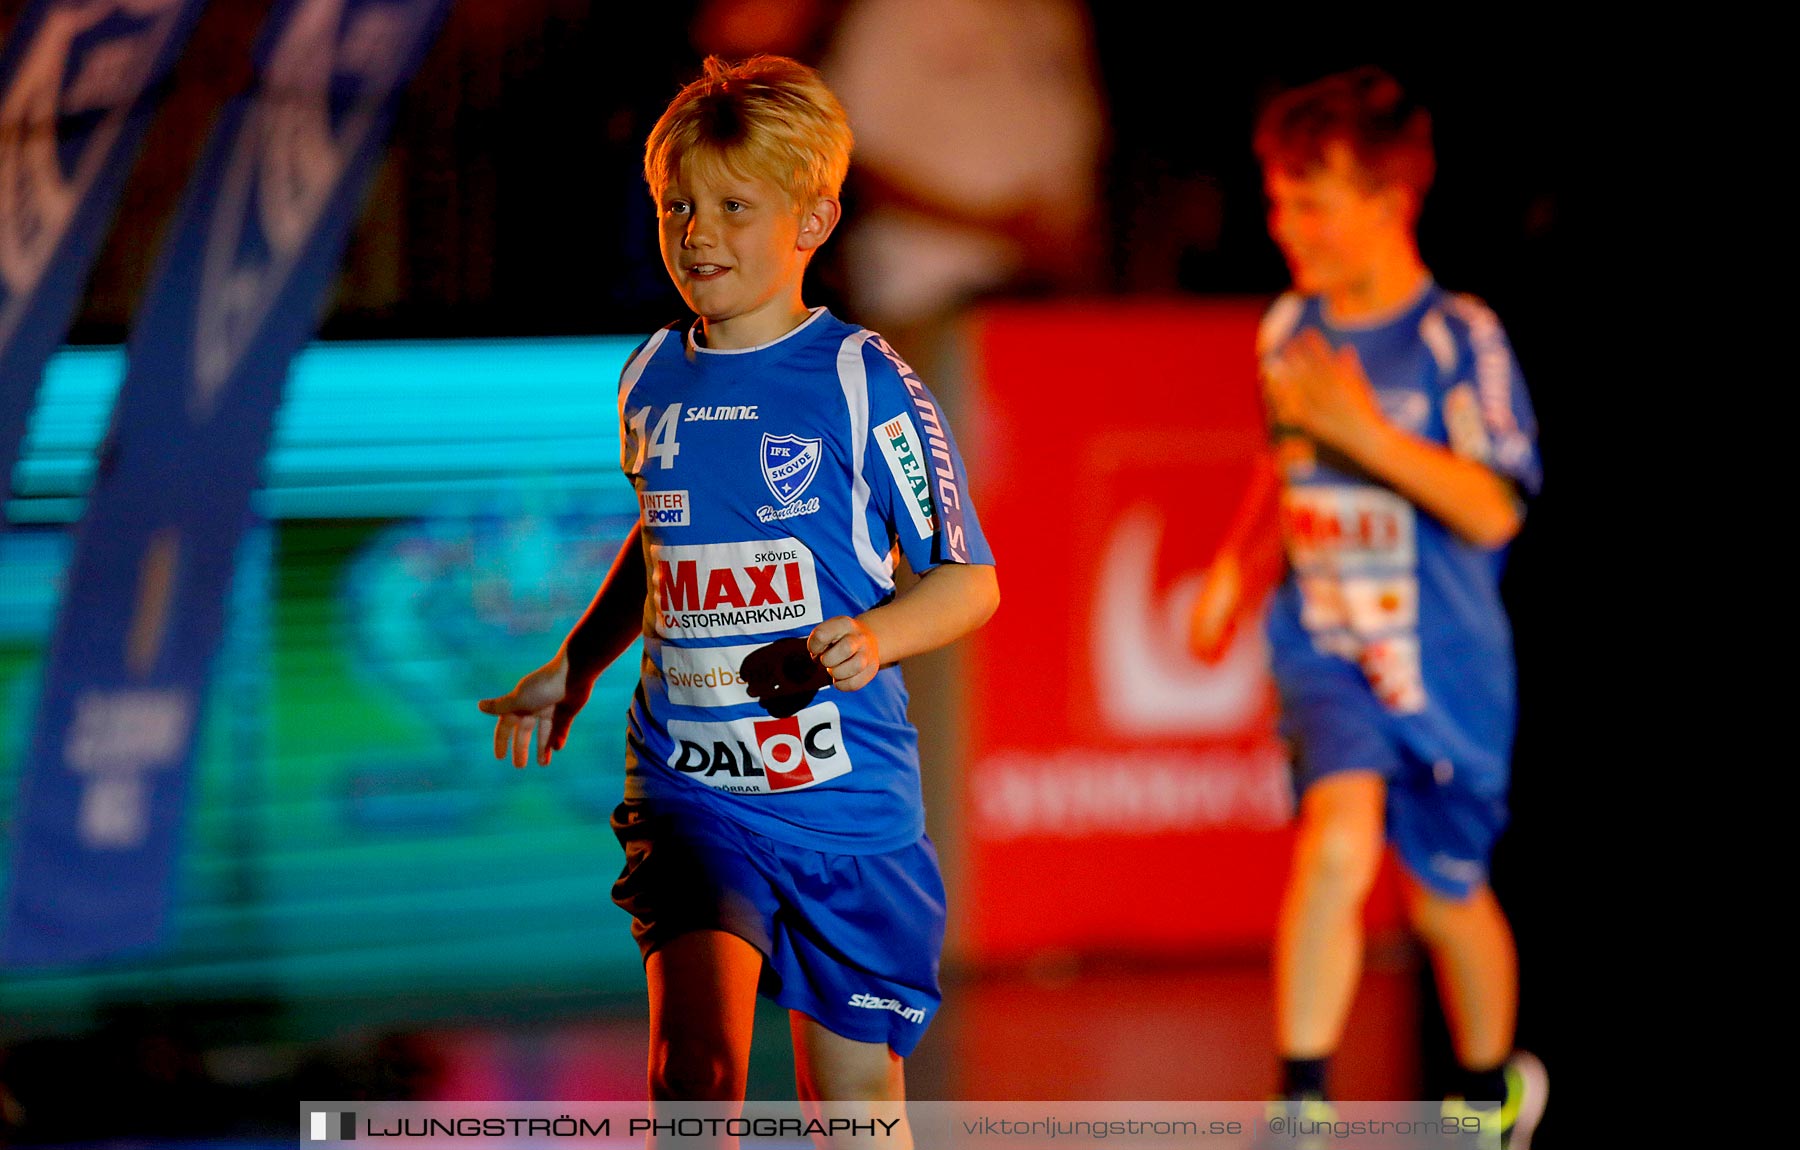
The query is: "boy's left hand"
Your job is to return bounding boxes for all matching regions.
[808,616,880,692]
[1263,329,1386,460]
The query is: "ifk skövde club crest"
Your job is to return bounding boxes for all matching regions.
[760,433,822,506]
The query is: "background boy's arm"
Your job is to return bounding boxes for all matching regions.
[1189,456,1286,662]
[809,561,1000,691]
[477,522,646,766]
[1266,329,1521,548]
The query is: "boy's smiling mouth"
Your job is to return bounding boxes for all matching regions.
[686,263,730,279]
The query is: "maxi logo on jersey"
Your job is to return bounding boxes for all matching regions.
[1281,485,1417,574]
[665,701,852,793]
[653,538,822,640]
[758,432,823,522]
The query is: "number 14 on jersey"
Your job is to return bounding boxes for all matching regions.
[628,403,682,471]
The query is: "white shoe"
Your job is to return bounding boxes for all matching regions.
[1502,1050,1549,1149]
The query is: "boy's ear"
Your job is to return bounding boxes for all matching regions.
[797,196,841,252]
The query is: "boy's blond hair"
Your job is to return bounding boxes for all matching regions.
[644,55,853,209]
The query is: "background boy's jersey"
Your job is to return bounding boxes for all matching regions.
[1261,282,1540,780]
[614,307,994,854]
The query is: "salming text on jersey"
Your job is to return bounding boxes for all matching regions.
[686,404,758,421]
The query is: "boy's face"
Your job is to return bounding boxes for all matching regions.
[1263,141,1406,297]
[656,155,837,343]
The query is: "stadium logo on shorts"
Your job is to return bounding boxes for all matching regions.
[848,993,925,1024]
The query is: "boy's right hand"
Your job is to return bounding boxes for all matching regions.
[477,653,591,768]
[1187,552,1243,664]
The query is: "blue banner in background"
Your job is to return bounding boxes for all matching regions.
[3,0,453,967]
[0,0,208,532]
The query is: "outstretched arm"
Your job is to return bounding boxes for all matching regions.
[1189,456,1286,662]
[809,562,1000,691]
[477,522,646,767]
[560,521,648,688]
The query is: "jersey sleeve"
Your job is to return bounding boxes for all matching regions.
[856,334,996,573]
[615,326,677,478]
[1441,295,1542,497]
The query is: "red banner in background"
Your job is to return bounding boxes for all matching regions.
[962,301,1401,961]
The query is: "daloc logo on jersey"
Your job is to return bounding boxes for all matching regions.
[758,432,822,522]
[665,701,852,794]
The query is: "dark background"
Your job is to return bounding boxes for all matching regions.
[1,0,1616,1140]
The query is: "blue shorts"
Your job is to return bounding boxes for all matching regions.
[1278,674,1509,900]
[609,799,945,1057]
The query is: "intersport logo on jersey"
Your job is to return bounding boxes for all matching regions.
[666,702,852,793]
[640,489,690,527]
[652,538,822,639]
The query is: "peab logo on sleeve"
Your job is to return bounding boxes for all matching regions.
[875,411,936,540]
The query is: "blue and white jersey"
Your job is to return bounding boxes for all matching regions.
[1262,282,1540,778]
[615,307,994,853]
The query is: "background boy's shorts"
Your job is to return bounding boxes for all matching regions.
[609,798,945,1058]
[1278,669,1510,901]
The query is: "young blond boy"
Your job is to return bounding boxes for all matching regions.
[478,55,998,1143]
[1191,67,1547,1147]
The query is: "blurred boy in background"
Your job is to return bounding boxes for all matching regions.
[1191,66,1547,1148]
